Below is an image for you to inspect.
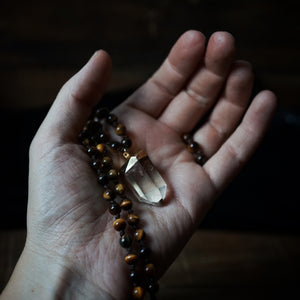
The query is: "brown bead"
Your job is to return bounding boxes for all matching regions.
[113,218,126,231]
[115,183,125,195]
[121,137,132,148]
[139,246,151,257]
[87,147,99,158]
[125,254,138,265]
[194,153,204,165]
[103,189,114,200]
[85,119,102,133]
[120,199,132,210]
[130,270,138,281]
[83,138,90,146]
[127,214,139,225]
[144,263,155,276]
[120,234,132,248]
[134,229,145,241]
[182,133,192,144]
[98,131,109,143]
[147,281,159,294]
[109,203,121,215]
[96,143,105,153]
[109,141,121,151]
[92,159,101,170]
[107,113,118,124]
[97,174,108,185]
[115,123,126,136]
[95,107,109,118]
[132,286,144,299]
[187,141,199,153]
[102,156,112,168]
[78,129,88,142]
[107,169,118,180]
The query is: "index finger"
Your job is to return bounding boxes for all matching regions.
[124,30,206,117]
[33,50,112,149]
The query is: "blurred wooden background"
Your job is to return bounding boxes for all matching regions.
[0,0,299,109]
[1,0,300,298]
[1,229,299,299]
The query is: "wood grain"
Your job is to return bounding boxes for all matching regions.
[0,0,299,108]
[1,230,299,299]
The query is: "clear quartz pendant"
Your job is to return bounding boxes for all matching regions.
[120,150,166,205]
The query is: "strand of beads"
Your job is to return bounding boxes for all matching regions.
[79,107,159,300]
[181,133,205,165]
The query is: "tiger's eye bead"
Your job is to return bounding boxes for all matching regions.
[144,263,155,276]
[109,202,121,215]
[113,218,126,231]
[121,137,132,148]
[82,138,90,146]
[125,254,138,265]
[115,183,125,195]
[132,286,144,299]
[120,234,132,248]
[120,199,132,210]
[187,141,199,153]
[182,133,192,144]
[102,156,112,168]
[127,214,139,225]
[103,189,114,200]
[107,169,118,180]
[134,229,145,241]
[96,143,105,153]
[115,123,126,136]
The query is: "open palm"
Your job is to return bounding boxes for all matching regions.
[23,31,276,299]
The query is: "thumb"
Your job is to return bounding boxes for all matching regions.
[34,50,112,147]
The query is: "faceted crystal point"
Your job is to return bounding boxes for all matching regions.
[121,150,167,205]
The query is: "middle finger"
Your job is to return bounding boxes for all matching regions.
[159,31,236,133]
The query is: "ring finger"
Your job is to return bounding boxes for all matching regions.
[194,60,254,159]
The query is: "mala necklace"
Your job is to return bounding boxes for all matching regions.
[79,108,159,299]
[182,133,205,165]
[79,107,204,299]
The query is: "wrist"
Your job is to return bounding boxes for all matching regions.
[1,243,113,300]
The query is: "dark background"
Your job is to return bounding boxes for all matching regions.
[0,0,299,231]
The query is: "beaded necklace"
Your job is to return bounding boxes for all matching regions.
[79,107,159,299]
[79,107,204,299]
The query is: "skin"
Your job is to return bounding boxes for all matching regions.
[1,30,277,300]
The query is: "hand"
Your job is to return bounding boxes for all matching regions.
[1,31,276,300]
